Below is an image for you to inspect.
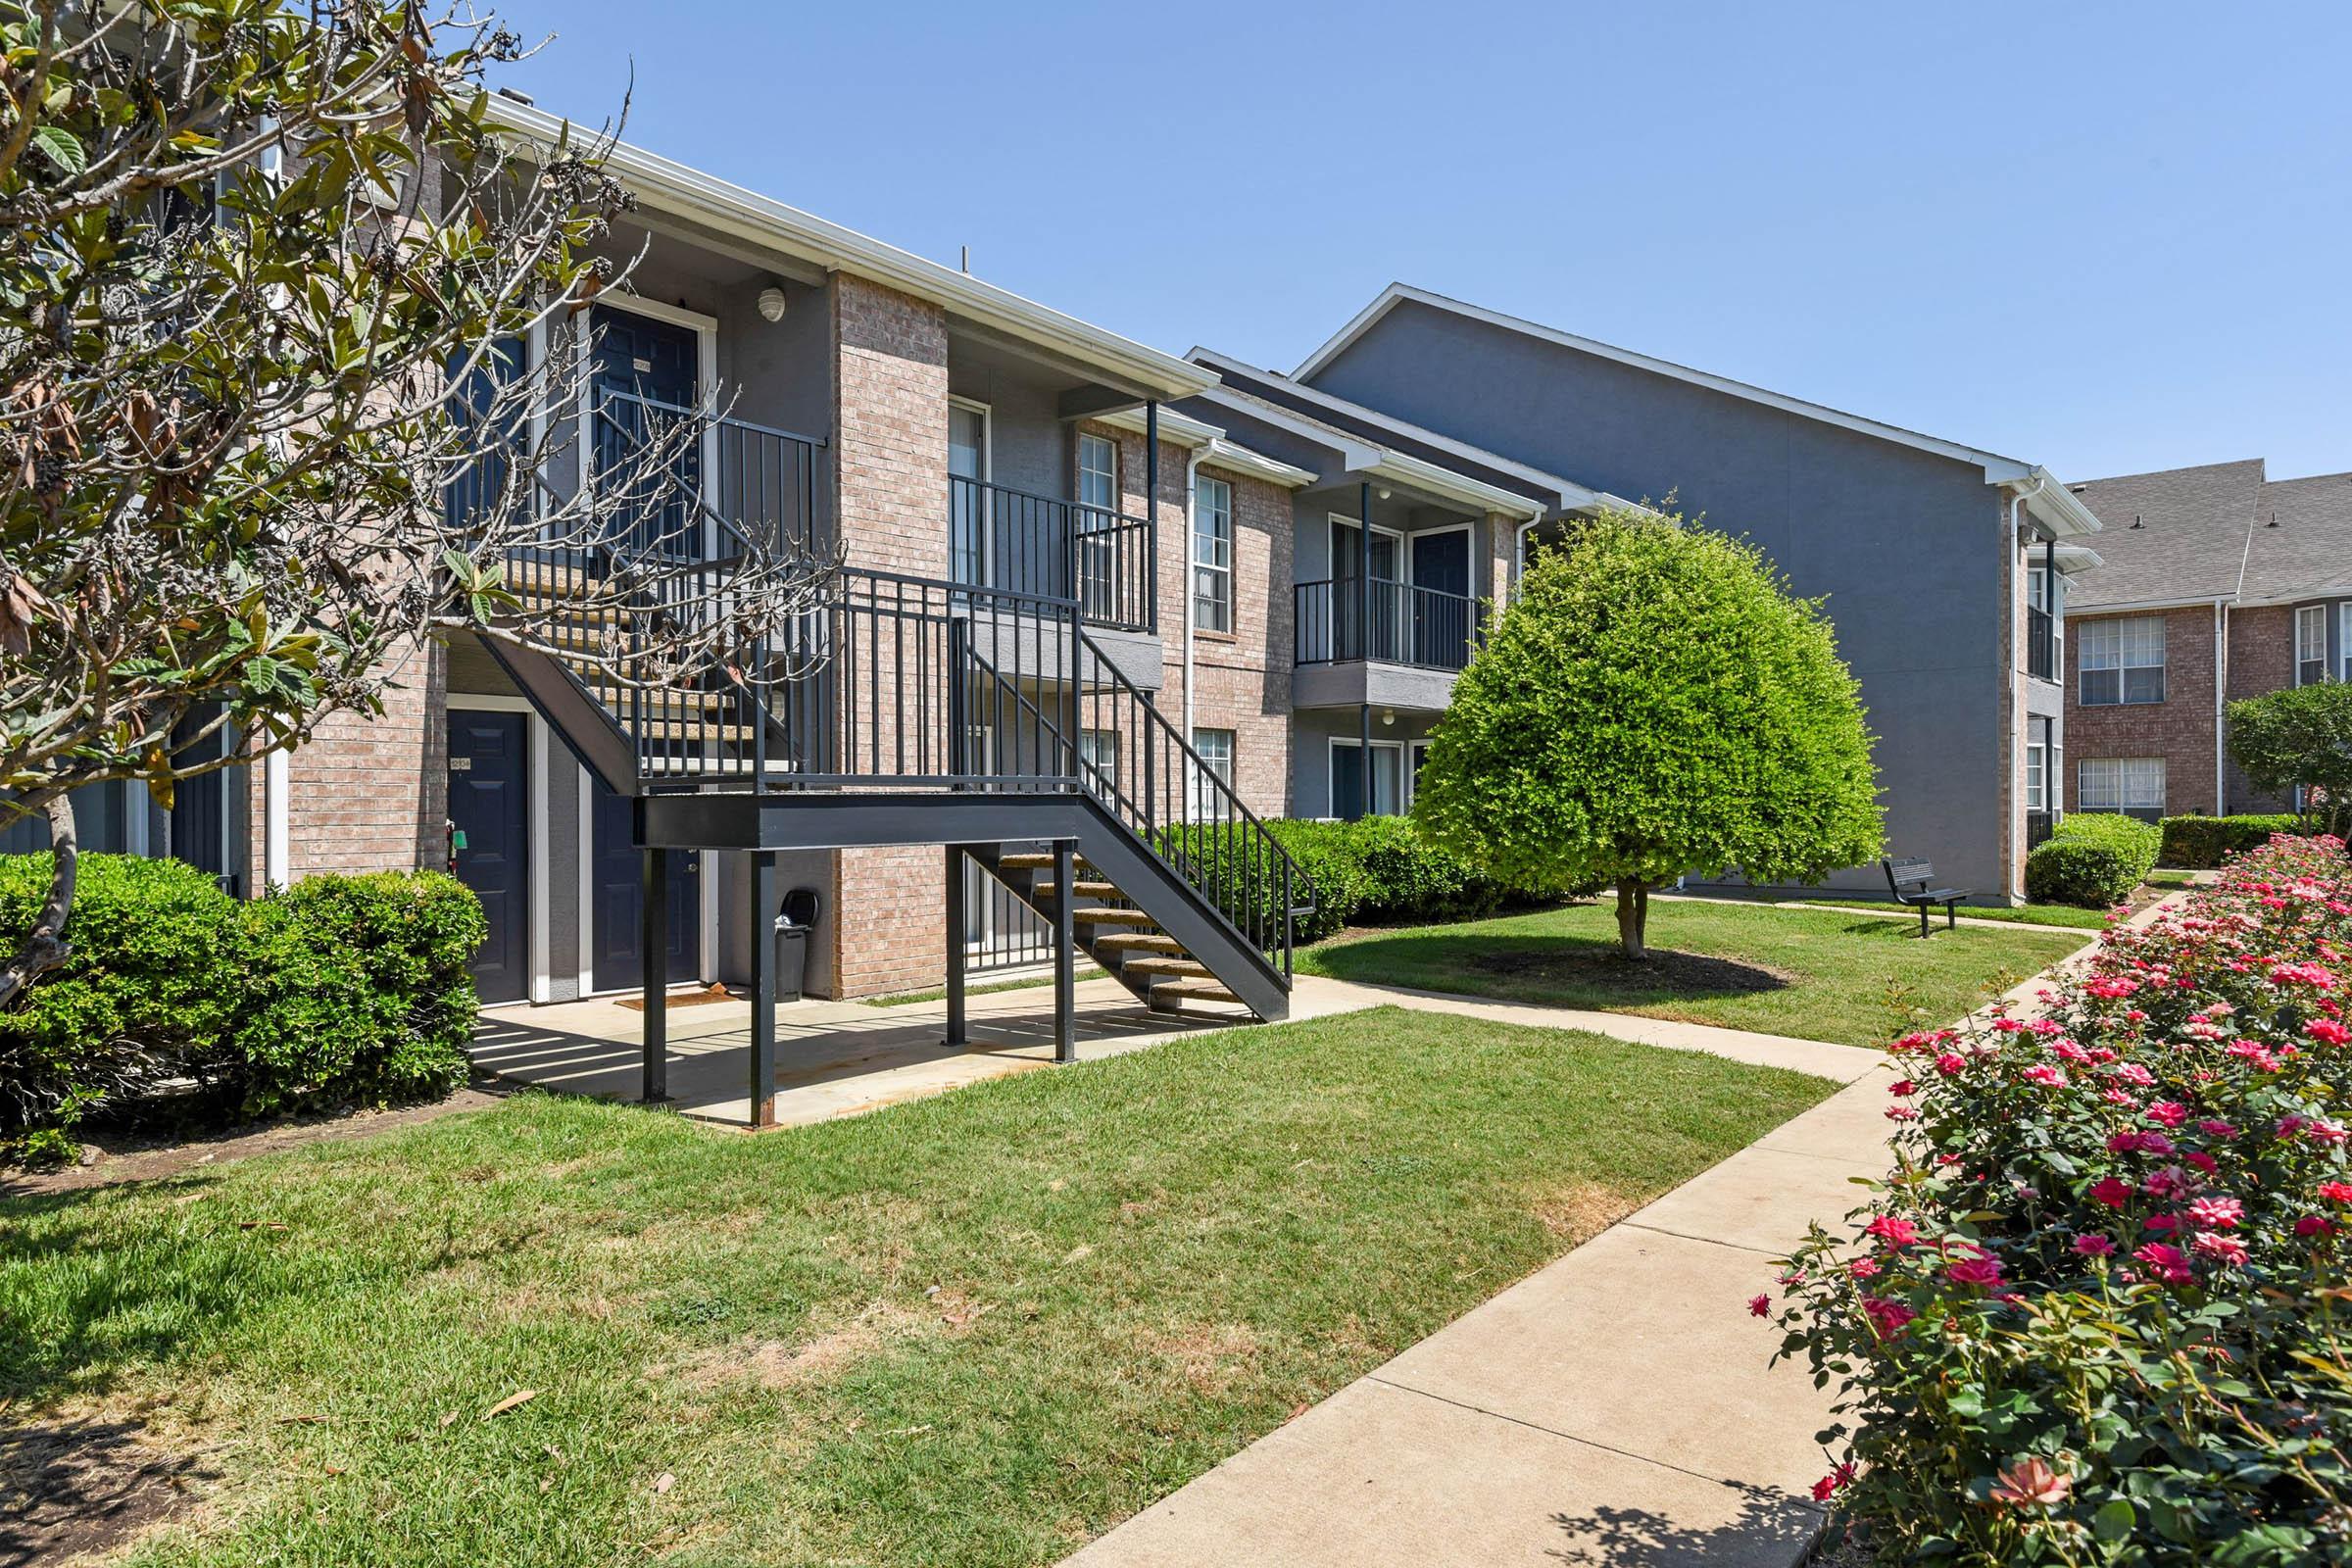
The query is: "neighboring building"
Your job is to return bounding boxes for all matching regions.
[2061,460,2352,821]
[1200,284,2105,900]
[15,146,2125,1039]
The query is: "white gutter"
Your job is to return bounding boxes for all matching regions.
[1183,447,1205,746]
[2214,598,2230,814]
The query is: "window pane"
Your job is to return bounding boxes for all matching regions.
[2082,668,2120,706]
[1078,434,1117,512]
[2124,666,2165,704]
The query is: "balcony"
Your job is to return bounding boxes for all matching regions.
[1295,577,1482,672]
[949,474,1154,634]
[2027,605,2055,681]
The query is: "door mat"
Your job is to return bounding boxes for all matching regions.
[615,983,740,1011]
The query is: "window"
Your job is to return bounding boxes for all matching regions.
[2339,602,2352,684]
[1189,728,1235,819]
[2299,605,2328,686]
[1329,739,1403,820]
[2078,615,2165,706]
[1193,474,1233,634]
[2025,741,2046,814]
[2080,758,2165,820]
[1078,432,1118,514]
[1078,727,1118,784]
[2027,566,2063,681]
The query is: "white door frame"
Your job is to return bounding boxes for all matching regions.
[575,292,721,559]
[949,395,994,585]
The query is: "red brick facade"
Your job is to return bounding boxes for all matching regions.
[2059,604,2308,818]
[1165,462,1294,821]
[829,275,954,1000]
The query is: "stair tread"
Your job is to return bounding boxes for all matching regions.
[1035,880,1123,900]
[1123,956,1212,977]
[1093,934,1184,955]
[1150,979,1242,1003]
[1070,908,1155,927]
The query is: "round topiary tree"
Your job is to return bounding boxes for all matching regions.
[2226,682,2352,838]
[1412,509,1883,958]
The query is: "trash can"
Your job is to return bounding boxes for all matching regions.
[772,886,823,1004]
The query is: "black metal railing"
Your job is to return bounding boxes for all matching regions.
[2027,605,2055,681]
[1294,577,1482,671]
[949,474,1154,634]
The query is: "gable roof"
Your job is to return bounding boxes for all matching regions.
[1190,348,1642,516]
[1296,283,2101,539]
[482,97,1215,403]
[2057,460,2352,613]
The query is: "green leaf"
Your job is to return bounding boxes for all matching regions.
[29,123,85,174]
[2092,1498,2135,1543]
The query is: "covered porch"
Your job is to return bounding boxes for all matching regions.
[470,972,1262,1128]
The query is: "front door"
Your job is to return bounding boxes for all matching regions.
[590,306,703,560]
[590,778,703,993]
[1409,529,1473,667]
[449,710,531,1004]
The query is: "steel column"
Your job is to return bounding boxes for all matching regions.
[944,844,968,1049]
[1358,701,1373,820]
[1358,480,1373,666]
[640,847,667,1102]
[748,850,778,1127]
[1053,840,1076,1063]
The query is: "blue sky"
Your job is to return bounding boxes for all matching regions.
[495,2,2351,482]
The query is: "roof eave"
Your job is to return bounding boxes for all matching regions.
[483,98,1216,403]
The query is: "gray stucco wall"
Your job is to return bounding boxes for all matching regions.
[1307,300,2014,897]
[1291,709,1444,821]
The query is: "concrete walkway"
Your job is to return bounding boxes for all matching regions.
[1064,984,1890,1568]
[1067,906,2181,1568]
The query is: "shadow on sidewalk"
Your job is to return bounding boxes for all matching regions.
[1548,1479,1825,1566]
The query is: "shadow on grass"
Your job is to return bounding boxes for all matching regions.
[1547,1480,1824,1566]
[1317,931,1795,1006]
[0,1416,213,1566]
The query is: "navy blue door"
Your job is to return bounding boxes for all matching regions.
[590,306,702,560]
[1409,530,1473,667]
[591,778,702,993]
[448,711,531,1004]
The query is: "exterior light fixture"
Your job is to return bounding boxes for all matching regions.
[1381,710,1396,727]
[1377,487,1392,500]
[757,284,789,322]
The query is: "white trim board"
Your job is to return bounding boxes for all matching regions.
[1291,283,2100,537]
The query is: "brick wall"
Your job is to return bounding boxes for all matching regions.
[830,275,953,998]
[1167,464,1293,820]
[244,637,445,885]
[2063,607,2220,816]
[2226,606,2296,812]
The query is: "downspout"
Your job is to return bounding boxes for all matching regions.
[264,746,291,891]
[1182,444,1204,745]
[2006,480,2041,901]
[2214,598,2229,813]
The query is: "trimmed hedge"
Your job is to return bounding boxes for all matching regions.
[2158,812,2304,869]
[0,857,483,1161]
[2025,812,2162,908]
[1264,816,1571,942]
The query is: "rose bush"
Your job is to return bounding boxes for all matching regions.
[1760,834,2352,1565]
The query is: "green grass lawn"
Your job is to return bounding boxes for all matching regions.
[0,1007,1832,1568]
[1296,900,2084,1047]
[1781,896,2113,931]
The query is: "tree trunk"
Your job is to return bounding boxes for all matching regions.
[1614,878,1651,960]
[0,795,77,1009]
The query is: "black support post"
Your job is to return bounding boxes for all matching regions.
[1358,480,1373,664]
[748,850,777,1128]
[1053,839,1076,1064]
[944,844,968,1050]
[640,847,667,1102]
[1358,701,1373,821]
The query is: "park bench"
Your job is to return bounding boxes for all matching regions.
[1883,857,1970,938]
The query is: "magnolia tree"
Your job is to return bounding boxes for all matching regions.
[1412,510,1883,958]
[0,1,835,1005]
[2227,683,2352,838]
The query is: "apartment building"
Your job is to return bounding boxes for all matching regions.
[1200,285,2105,900]
[2061,459,2352,821]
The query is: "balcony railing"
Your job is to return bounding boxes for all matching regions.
[2027,605,2055,681]
[949,474,1154,634]
[1295,578,1482,672]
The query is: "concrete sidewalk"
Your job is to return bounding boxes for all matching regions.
[1064,985,1896,1568]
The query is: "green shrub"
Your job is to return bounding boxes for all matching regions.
[1261,819,1369,944]
[0,855,242,1144]
[0,858,482,1155]
[2158,812,2303,869]
[2026,813,2161,908]
[1344,815,1506,924]
[232,870,483,1116]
